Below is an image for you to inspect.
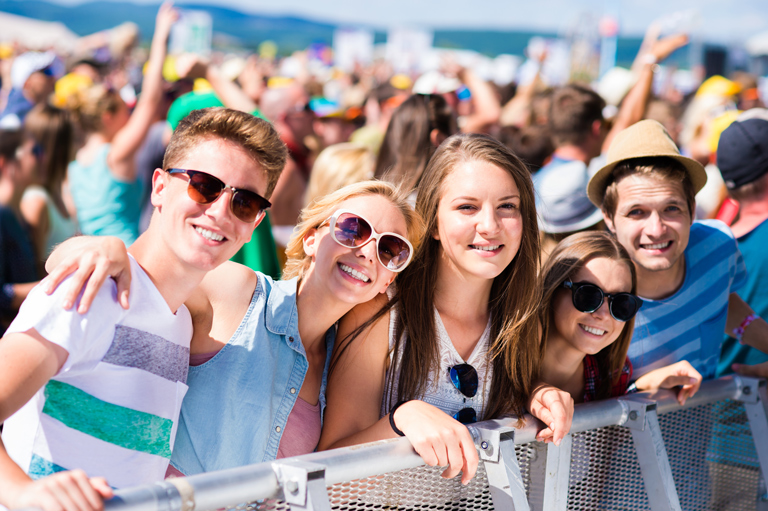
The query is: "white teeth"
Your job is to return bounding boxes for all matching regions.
[339,263,370,282]
[195,227,224,242]
[581,325,606,336]
[643,241,670,250]
[471,245,501,251]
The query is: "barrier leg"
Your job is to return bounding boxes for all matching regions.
[273,460,331,511]
[621,396,682,511]
[737,377,768,501]
[476,428,531,511]
[527,435,572,511]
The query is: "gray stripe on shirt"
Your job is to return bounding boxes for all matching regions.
[102,325,189,383]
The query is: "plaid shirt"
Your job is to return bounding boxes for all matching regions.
[583,355,632,402]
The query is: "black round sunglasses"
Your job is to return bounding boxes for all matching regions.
[563,280,643,322]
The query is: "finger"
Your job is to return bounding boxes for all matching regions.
[536,425,554,442]
[676,387,688,406]
[72,472,105,511]
[89,478,113,500]
[733,363,767,378]
[411,440,439,467]
[660,375,697,389]
[60,473,99,511]
[62,257,98,310]
[44,259,81,296]
[35,491,65,511]
[77,261,111,314]
[441,437,463,480]
[46,479,80,511]
[115,270,132,310]
[459,431,479,485]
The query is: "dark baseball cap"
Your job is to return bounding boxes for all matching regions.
[717,111,768,189]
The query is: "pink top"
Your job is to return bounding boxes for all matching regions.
[276,396,321,459]
[165,351,321,478]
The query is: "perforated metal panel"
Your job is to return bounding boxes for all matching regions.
[203,398,764,511]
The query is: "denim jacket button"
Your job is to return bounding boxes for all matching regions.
[289,336,295,342]
[290,388,296,394]
[276,426,282,433]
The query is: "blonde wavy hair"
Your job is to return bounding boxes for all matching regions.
[305,143,375,208]
[283,180,423,281]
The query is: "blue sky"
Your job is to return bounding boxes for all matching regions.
[49,0,768,42]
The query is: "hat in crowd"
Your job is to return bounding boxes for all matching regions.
[11,51,59,90]
[587,119,707,207]
[695,75,740,98]
[412,71,461,95]
[534,160,605,234]
[717,109,768,189]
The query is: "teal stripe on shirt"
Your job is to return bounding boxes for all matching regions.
[42,380,173,458]
[29,453,68,480]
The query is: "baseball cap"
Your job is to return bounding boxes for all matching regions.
[534,160,604,234]
[11,51,60,90]
[717,110,768,189]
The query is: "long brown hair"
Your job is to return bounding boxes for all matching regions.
[23,104,74,202]
[374,94,456,192]
[539,231,637,400]
[385,133,541,420]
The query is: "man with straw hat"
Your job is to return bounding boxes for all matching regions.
[587,119,767,396]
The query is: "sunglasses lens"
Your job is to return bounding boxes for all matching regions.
[187,171,224,204]
[378,235,411,271]
[453,408,477,424]
[334,213,372,247]
[449,363,478,398]
[573,284,603,313]
[610,294,640,322]
[231,190,263,223]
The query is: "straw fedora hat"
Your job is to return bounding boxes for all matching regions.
[587,119,707,207]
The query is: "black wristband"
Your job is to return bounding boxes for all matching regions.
[389,400,408,436]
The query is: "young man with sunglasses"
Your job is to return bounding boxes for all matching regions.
[0,107,286,511]
[586,120,768,392]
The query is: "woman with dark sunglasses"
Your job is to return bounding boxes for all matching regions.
[539,231,702,404]
[41,180,421,476]
[319,133,573,485]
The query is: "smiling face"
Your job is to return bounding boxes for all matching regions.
[303,194,408,305]
[605,173,691,279]
[551,256,633,356]
[151,137,267,272]
[434,159,523,282]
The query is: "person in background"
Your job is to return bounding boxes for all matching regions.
[305,143,374,207]
[0,129,39,334]
[0,52,59,129]
[66,3,176,245]
[539,231,701,404]
[20,104,78,271]
[715,110,768,379]
[374,93,456,203]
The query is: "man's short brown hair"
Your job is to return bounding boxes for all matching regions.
[602,157,696,220]
[548,84,605,146]
[163,108,287,198]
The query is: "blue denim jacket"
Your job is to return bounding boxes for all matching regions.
[169,274,335,475]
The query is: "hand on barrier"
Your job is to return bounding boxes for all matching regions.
[392,400,479,485]
[528,384,574,446]
[634,360,702,405]
[733,360,768,379]
[6,470,113,511]
[43,236,131,313]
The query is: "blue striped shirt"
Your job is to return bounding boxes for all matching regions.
[628,220,746,380]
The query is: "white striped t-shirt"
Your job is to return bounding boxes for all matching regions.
[2,255,192,489]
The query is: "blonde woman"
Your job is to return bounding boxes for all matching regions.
[305,143,374,207]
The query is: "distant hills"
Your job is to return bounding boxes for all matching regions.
[0,0,654,63]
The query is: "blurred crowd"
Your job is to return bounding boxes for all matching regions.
[3,4,768,507]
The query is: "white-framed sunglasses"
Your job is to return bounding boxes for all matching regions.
[325,209,413,272]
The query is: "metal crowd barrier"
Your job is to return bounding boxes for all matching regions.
[95,375,768,511]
